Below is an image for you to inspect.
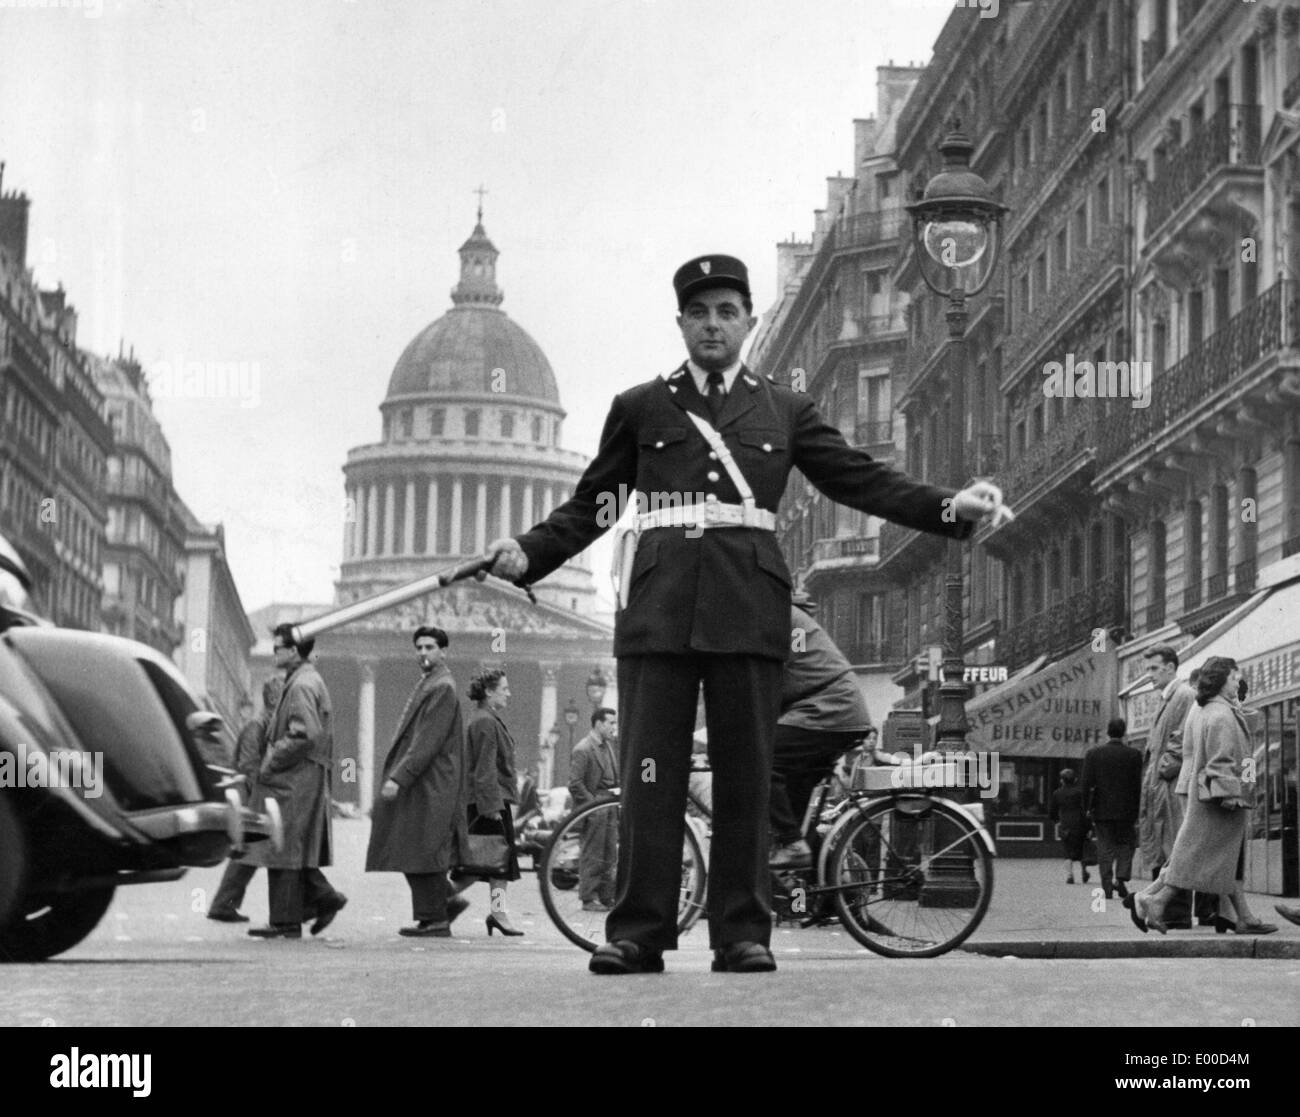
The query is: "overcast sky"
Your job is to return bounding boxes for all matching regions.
[1,0,950,611]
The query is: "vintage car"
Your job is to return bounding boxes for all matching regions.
[0,536,279,961]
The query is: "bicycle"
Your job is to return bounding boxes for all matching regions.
[537,756,996,958]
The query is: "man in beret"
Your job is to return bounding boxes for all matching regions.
[485,253,1013,975]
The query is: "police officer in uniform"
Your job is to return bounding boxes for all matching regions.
[485,254,1012,974]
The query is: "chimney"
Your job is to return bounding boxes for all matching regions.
[0,165,31,269]
[776,238,812,292]
[854,117,879,170]
[877,64,924,125]
[826,174,855,220]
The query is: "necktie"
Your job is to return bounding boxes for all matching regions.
[705,370,725,423]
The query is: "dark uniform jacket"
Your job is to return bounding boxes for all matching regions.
[365,665,469,875]
[246,662,333,870]
[515,365,971,661]
[1080,737,1143,822]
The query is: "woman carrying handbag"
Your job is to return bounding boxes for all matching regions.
[1127,657,1276,935]
[451,667,525,936]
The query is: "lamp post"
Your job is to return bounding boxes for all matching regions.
[905,122,1007,764]
[585,666,608,710]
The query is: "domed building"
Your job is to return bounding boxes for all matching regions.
[263,214,615,805]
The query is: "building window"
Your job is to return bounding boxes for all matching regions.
[464,410,480,437]
[500,412,515,439]
[400,408,413,439]
[531,415,543,442]
[1095,172,1110,226]
[429,408,445,437]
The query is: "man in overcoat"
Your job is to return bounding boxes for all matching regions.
[569,707,619,911]
[484,254,1012,975]
[1137,644,1198,927]
[246,624,346,939]
[365,626,469,936]
[208,675,283,922]
[1080,716,1143,899]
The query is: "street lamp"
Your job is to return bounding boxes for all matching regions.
[585,666,608,709]
[905,121,1007,761]
[563,698,581,758]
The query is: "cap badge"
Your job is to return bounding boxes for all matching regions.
[700,261,712,274]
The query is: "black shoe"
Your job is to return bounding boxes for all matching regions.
[446,895,470,925]
[1115,880,1130,899]
[485,913,524,937]
[310,892,348,936]
[248,924,302,939]
[1104,890,1114,900]
[207,910,250,923]
[1082,869,1090,883]
[588,940,664,975]
[1122,893,1147,934]
[399,921,451,937]
[711,941,777,973]
[1164,919,1193,931]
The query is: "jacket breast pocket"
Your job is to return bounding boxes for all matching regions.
[735,430,788,457]
[637,427,690,453]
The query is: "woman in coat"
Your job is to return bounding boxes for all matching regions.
[1128,657,1276,935]
[1050,769,1090,885]
[365,626,469,937]
[451,666,524,936]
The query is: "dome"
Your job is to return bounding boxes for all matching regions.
[384,217,560,406]
[386,307,560,404]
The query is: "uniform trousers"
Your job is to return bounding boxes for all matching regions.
[607,653,783,950]
[268,868,337,926]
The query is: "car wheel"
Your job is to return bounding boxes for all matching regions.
[0,793,26,928]
[0,886,116,963]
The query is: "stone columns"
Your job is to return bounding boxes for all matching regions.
[450,477,463,555]
[357,661,376,810]
[403,478,416,554]
[475,479,488,554]
[499,479,512,538]
[383,483,396,555]
[522,480,534,528]
[426,478,439,554]
[366,484,379,557]
[538,662,560,790]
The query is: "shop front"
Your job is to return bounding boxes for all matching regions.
[961,642,1120,858]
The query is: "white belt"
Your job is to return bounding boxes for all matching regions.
[635,501,776,531]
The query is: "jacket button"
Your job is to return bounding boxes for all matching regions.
[655,440,665,449]
[706,493,718,502]
[708,451,718,460]
[763,442,773,452]
[707,471,720,482]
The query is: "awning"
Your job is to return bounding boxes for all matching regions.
[1177,577,1300,683]
[962,643,1119,758]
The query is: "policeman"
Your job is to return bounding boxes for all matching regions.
[485,254,1012,974]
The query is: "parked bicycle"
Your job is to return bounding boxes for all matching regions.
[537,756,995,958]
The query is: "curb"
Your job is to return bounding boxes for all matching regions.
[962,939,1300,959]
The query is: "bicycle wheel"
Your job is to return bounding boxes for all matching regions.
[538,798,708,952]
[828,796,993,958]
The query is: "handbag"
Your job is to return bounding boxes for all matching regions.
[456,832,511,877]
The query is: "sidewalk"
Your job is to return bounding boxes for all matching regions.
[961,858,1300,958]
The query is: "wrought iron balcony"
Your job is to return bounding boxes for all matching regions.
[807,535,880,566]
[997,574,1125,669]
[1146,103,1262,236]
[1207,570,1228,599]
[1183,582,1203,611]
[971,434,1002,476]
[1097,280,1294,468]
[853,418,894,448]
[1235,557,1257,593]
[1146,597,1167,629]
[841,209,905,249]
[997,407,1097,509]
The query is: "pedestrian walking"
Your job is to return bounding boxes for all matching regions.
[207,674,283,923]
[1050,770,1090,884]
[1080,717,1142,899]
[1137,644,1202,928]
[245,624,347,940]
[364,626,470,938]
[483,253,1013,975]
[451,667,524,936]
[568,707,619,912]
[1128,657,1277,936]
[768,598,872,869]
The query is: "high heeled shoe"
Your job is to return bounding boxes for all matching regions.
[485,913,524,937]
[1134,893,1167,934]
[1212,915,1234,935]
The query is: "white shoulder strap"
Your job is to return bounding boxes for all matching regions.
[683,411,756,509]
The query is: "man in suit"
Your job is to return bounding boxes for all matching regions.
[207,675,284,923]
[1137,644,1199,928]
[365,626,470,936]
[1080,716,1143,900]
[484,254,1013,975]
[569,707,619,912]
[245,624,347,939]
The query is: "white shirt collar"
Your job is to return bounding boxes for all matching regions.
[684,359,742,395]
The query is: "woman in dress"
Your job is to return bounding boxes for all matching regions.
[452,667,524,936]
[1128,657,1276,935]
[1050,769,1089,884]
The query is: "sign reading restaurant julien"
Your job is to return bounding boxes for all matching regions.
[963,643,1119,757]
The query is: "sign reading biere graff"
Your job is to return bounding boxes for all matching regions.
[965,643,1119,757]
